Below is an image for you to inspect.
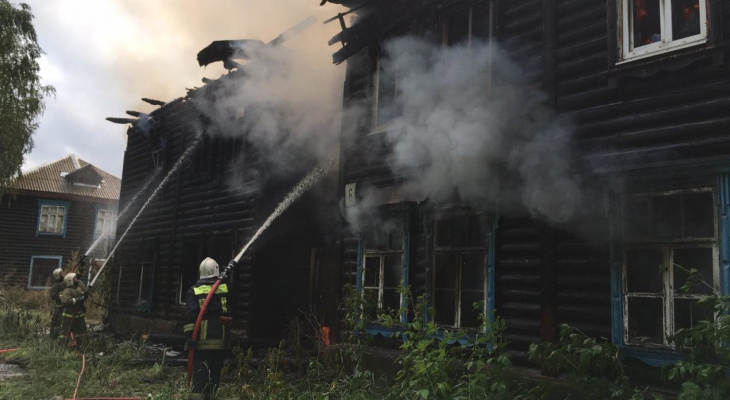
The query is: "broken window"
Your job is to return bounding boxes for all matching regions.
[137,243,156,312]
[619,0,707,62]
[191,133,212,175]
[361,215,405,321]
[371,50,400,129]
[622,188,718,347]
[433,211,489,329]
[28,256,62,289]
[441,1,490,46]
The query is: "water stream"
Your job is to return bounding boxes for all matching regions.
[82,172,161,258]
[233,157,334,263]
[90,133,204,288]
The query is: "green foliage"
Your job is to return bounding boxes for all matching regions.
[663,265,730,400]
[0,0,55,190]
[529,324,650,400]
[380,288,515,400]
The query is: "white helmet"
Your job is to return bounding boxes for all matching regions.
[53,268,64,280]
[63,273,77,287]
[199,257,219,279]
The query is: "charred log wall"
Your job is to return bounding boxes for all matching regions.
[112,96,260,335]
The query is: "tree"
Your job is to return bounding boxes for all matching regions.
[0,1,54,190]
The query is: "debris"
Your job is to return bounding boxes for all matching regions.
[141,98,165,106]
[106,117,136,125]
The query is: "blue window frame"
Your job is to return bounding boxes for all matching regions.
[93,205,118,239]
[610,181,728,366]
[28,255,62,289]
[36,199,70,237]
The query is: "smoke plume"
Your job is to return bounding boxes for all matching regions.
[367,36,583,224]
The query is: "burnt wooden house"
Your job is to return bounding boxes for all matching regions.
[108,68,338,341]
[321,0,730,371]
[0,155,120,288]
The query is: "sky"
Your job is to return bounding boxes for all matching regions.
[21,0,345,178]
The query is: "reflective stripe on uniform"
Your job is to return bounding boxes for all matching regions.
[200,320,208,341]
[221,297,227,314]
[193,284,228,296]
[183,323,195,333]
[195,339,226,350]
[62,312,85,318]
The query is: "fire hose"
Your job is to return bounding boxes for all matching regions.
[186,260,237,384]
[65,256,89,347]
[185,158,333,384]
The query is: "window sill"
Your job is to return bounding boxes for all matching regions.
[36,231,66,238]
[364,322,483,345]
[618,345,683,368]
[608,44,724,83]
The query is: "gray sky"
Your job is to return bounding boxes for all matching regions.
[22,0,345,178]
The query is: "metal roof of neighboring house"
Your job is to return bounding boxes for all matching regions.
[6,155,121,200]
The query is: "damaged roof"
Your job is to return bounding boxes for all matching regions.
[6,154,121,201]
[324,0,430,64]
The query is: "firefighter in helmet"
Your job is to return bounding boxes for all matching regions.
[58,272,89,348]
[184,257,233,400]
[49,267,66,339]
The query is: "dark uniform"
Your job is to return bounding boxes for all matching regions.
[59,280,88,347]
[49,277,65,338]
[184,277,230,400]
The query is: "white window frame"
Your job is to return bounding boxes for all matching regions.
[619,0,708,63]
[94,208,118,239]
[621,188,719,348]
[37,201,69,236]
[433,211,489,330]
[361,217,406,322]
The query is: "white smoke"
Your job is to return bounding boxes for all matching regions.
[372,36,582,224]
[193,20,343,188]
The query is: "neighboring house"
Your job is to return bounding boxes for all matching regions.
[0,155,121,288]
[322,0,730,372]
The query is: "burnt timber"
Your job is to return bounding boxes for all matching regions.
[325,0,730,373]
[109,70,338,340]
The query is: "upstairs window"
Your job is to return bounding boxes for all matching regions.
[620,0,707,62]
[622,188,718,348]
[37,200,69,236]
[372,51,400,129]
[433,211,489,329]
[441,1,490,46]
[94,208,118,239]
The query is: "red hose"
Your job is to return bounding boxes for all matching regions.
[0,348,18,353]
[65,398,141,400]
[73,353,86,400]
[186,278,223,384]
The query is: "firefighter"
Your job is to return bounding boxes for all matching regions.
[184,257,233,400]
[49,268,66,339]
[58,272,89,348]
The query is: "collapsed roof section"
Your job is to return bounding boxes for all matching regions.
[323,0,431,64]
[197,39,266,69]
[196,16,317,70]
